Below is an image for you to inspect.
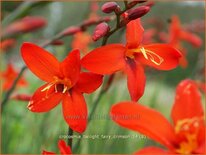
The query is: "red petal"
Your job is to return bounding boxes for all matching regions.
[81,44,126,74]
[62,90,87,133]
[42,150,56,155]
[28,83,63,112]
[125,60,146,101]
[58,140,72,154]
[171,79,203,124]
[60,49,81,86]
[180,31,202,47]
[21,42,61,82]
[74,72,103,94]
[136,44,182,70]
[110,102,177,149]
[126,18,144,48]
[135,147,170,154]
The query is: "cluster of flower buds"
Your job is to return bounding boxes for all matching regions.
[92,22,110,41]
[93,1,151,41]
[2,16,47,37]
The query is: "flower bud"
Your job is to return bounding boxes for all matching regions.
[3,16,47,36]
[61,26,81,36]
[11,94,31,101]
[92,22,110,41]
[101,2,119,13]
[128,6,150,20]
[127,0,147,8]
[0,39,16,52]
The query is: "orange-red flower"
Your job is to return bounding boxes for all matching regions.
[71,32,92,54]
[110,79,205,154]
[168,15,202,68]
[82,18,181,101]
[42,140,72,154]
[21,43,102,133]
[0,63,27,91]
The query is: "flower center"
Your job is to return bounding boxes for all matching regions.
[125,47,164,65]
[175,116,204,154]
[41,76,72,94]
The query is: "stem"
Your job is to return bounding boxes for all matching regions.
[1,66,27,110]
[67,127,73,147]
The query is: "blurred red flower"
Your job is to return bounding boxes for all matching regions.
[0,63,27,91]
[111,79,205,154]
[42,140,72,154]
[21,43,102,133]
[2,16,47,37]
[71,32,92,54]
[82,18,182,101]
[168,15,202,68]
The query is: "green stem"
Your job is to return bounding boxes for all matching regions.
[1,66,27,110]
[67,127,73,147]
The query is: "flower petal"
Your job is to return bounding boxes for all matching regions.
[110,102,177,149]
[180,31,202,47]
[28,83,63,112]
[125,59,146,101]
[74,72,103,94]
[21,42,61,82]
[136,44,182,70]
[62,90,87,133]
[81,44,126,74]
[135,147,170,154]
[171,79,204,124]
[126,18,144,48]
[60,49,81,86]
[58,140,72,154]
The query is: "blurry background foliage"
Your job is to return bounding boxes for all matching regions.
[1,1,205,154]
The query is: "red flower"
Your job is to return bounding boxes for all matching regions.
[21,43,102,133]
[71,32,92,54]
[0,39,16,52]
[0,63,27,90]
[169,15,202,68]
[42,140,72,154]
[110,79,205,154]
[82,18,181,101]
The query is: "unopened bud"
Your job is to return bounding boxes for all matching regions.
[0,39,16,52]
[11,94,31,101]
[51,40,64,46]
[92,22,110,41]
[101,2,119,13]
[127,0,147,8]
[128,6,150,20]
[3,16,47,36]
[61,26,81,36]
[145,1,155,7]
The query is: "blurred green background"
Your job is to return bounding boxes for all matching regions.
[1,1,205,154]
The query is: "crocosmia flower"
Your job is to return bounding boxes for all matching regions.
[82,18,181,101]
[110,79,205,154]
[0,63,27,90]
[21,43,102,133]
[42,140,72,154]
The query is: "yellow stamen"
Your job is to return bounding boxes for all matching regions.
[125,47,164,66]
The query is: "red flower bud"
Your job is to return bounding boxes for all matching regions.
[51,40,64,46]
[3,16,47,36]
[61,26,81,36]
[0,39,16,52]
[11,94,31,101]
[92,22,110,41]
[127,0,147,8]
[128,6,150,20]
[101,2,119,13]
[145,1,155,7]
